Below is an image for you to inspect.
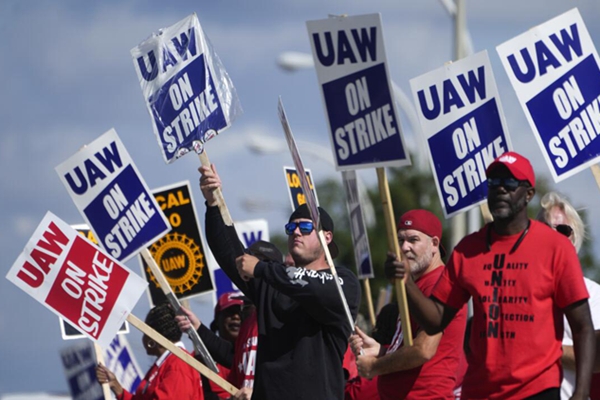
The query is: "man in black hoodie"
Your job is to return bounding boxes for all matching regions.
[198,163,361,400]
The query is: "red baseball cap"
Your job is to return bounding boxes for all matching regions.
[486,151,535,187]
[397,209,446,257]
[210,291,249,331]
[214,291,244,320]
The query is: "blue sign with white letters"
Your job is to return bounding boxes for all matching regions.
[410,51,511,218]
[56,129,171,263]
[132,14,241,163]
[497,8,600,182]
[307,14,411,171]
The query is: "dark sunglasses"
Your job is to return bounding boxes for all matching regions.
[285,221,314,235]
[556,224,573,237]
[487,177,528,191]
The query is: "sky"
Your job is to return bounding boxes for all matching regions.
[2,0,600,395]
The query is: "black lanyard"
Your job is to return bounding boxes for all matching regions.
[486,220,531,254]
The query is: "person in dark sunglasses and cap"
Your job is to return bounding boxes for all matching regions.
[389,151,594,399]
[537,191,600,399]
[198,163,360,400]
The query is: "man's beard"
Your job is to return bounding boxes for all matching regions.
[491,193,527,221]
[409,251,433,276]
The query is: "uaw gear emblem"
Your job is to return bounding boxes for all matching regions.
[147,233,205,294]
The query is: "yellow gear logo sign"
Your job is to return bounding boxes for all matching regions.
[147,233,205,294]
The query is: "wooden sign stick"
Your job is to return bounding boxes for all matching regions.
[317,229,360,334]
[126,313,237,395]
[199,148,357,334]
[197,150,246,258]
[198,152,233,226]
[376,167,413,346]
[140,248,219,374]
[480,202,493,224]
[93,343,112,400]
[590,164,600,189]
[363,279,376,327]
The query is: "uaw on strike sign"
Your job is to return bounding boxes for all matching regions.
[131,13,241,163]
[307,14,410,170]
[55,128,170,263]
[140,181,214,306]
[6,212,147,348]
[410,51,512,217]
[497,8,600,182]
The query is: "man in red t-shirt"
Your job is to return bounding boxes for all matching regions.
[390,151,595,399]
[350,209,467,399]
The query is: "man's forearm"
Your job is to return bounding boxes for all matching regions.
[404,279,445,335]
[371,331,441,376]
[572,324,595,398]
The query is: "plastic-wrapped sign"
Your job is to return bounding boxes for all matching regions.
[497,8,600,182]
[410,51,512,218]
[131,13,242,163]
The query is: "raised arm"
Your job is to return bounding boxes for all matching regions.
[176,306,234,368]
[354,328,442,379]
[564,299,595,400]
[385,252,458,334]
[199,164,254,298]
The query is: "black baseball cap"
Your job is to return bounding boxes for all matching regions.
[288,204,339,258]
[247,240,284,263]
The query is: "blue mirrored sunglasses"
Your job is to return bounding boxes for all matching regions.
[487,177,528,191]
[285,221,314,235]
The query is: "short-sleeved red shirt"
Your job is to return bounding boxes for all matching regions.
[432,220,589,399]
[378,266,467,400]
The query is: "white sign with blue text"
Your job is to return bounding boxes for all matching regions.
[410,51,512,218]
[342,170,373,279]
[497,8,600,182]
[55,128,170,263]
[235,219,270,248]
[61,341,103,400]
[131,14,241,163]
[104,335,144,395]
[307,14,411,171]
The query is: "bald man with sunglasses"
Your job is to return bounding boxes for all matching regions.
[198,164,360,400]
[389,152,595,399]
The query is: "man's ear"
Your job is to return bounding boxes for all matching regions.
[526,187,536,203]
[431,236,440,248]
[323,230,333,244]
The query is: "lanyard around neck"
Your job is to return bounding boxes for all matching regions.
[486,219,531,254]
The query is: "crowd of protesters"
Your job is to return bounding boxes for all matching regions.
[95,151,600,400]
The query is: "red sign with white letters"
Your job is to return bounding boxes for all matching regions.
[6,212,147,347]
